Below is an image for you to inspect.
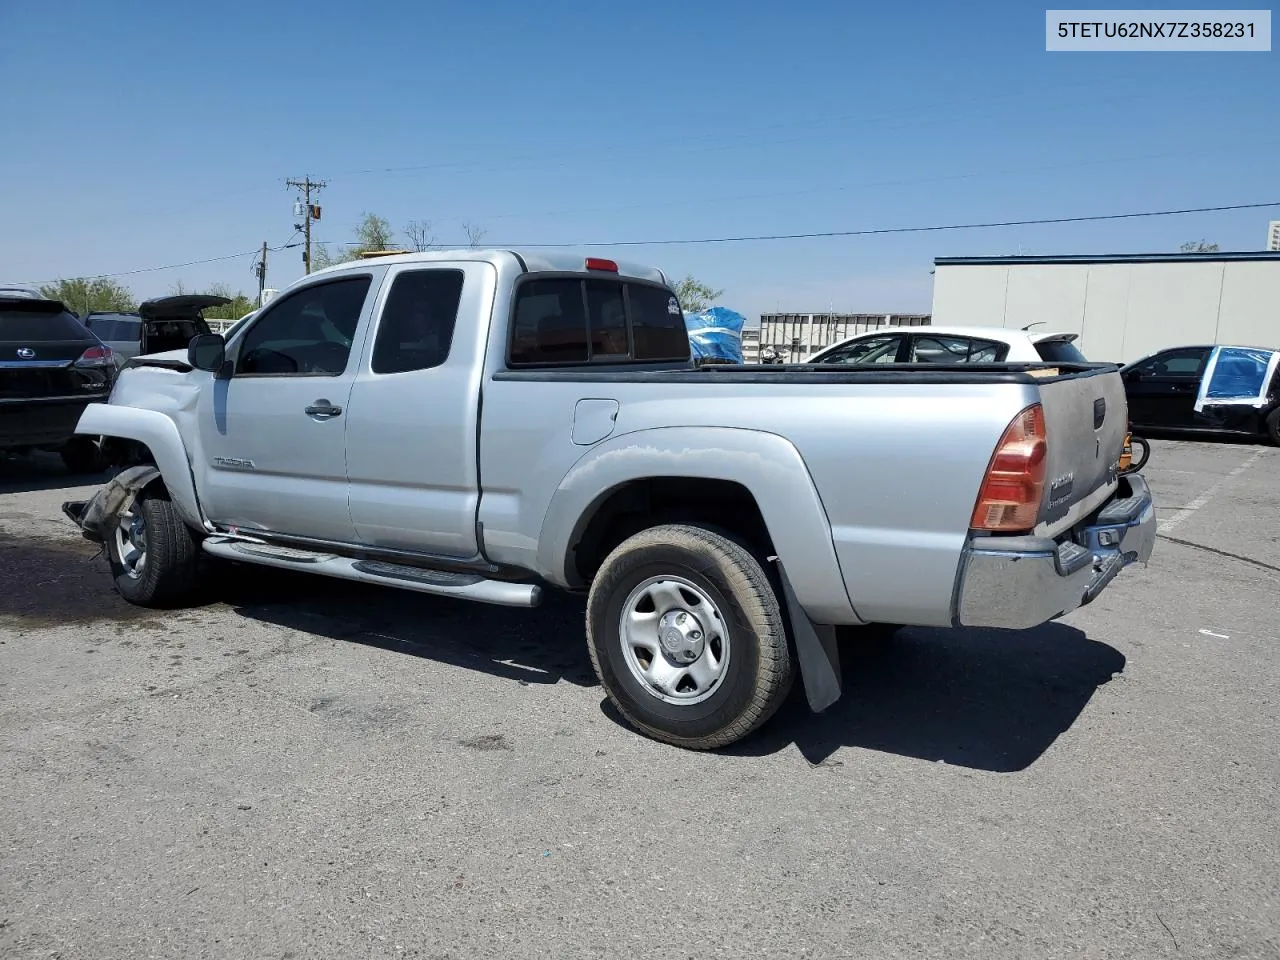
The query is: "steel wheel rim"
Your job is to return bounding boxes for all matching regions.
[618,575,731,705]
[113,504,148,580]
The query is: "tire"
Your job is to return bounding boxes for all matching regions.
[585,523,794,750]
[106,485,204,608]
[1266,408,1280,446]
[1127,435,1151,472]
[60,436,105,475]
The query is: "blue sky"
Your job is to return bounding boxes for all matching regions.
[0,0,1276,320]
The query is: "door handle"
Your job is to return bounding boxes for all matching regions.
[305,400,342,418]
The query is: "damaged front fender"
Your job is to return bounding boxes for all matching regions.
[62,465,162,543]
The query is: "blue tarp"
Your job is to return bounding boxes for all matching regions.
[1194,346,1280,412]
[684,306,746,364]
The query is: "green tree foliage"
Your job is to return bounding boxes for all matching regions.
[313,212,399,268]
[38,277,136,316]
[202,283,260,321]
[674,275,724,313]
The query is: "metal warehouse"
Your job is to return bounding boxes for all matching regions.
[930,251,1280,364]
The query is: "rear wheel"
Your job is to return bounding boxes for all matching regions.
[60,436,105,475]
[586,523,794,750]
[1265,408,1280,446]
[107,486,204,607]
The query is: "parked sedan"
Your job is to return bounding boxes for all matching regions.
[806,325,1088,365]
[1121,344,1280,444]
[1,292,115,472]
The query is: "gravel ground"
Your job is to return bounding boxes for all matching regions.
[1,440,1277,960]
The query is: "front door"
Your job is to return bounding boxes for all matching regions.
[194,273,376,542]
[343,262,490,557]
[1124,347,1210,429]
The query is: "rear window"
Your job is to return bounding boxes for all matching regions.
[87,316,142,341]
[1034,339,1088,363]
[0,306,92,341]
[508,277,689,366]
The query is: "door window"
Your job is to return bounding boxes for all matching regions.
[236,276,372,376]
[371,269,464,374]
[818,335,903,364]
[1131,348,1209,379]
[909,335,1006,363]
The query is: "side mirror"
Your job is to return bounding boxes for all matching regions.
[188,334,226,373]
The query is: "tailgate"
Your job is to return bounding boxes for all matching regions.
[1034,367,1127,536]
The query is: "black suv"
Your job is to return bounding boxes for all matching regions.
[0,290,116,473]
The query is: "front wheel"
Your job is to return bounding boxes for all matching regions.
[107,486,204,608]
[586,523,794,750]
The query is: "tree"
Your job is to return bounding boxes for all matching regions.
[314,211,399,268]
[462,222,488,248]
[202,282,259,320]
[404,219,437,252]
[1180,240,1220,253]
[674,275,723,313]
[38,277,136,317]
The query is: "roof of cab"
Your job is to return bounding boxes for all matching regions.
[306,248,671,287]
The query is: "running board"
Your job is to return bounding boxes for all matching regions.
[201,537,542,608]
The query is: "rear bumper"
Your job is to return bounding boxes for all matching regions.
[0,395,108,448]
[954,473,1156,630]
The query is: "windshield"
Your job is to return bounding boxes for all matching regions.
[0,307,93,341]
[1034,338,1088,363]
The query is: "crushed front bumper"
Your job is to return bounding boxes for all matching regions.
[954,473,1156,630]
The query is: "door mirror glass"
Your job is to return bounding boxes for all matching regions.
[188,334,226,372]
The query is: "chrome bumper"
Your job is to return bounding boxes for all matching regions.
[954,473,1156,630]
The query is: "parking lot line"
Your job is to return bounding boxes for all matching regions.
[1157,448,1268,534]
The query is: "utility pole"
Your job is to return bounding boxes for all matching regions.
[285,176,326,274]
[254,241,268,304]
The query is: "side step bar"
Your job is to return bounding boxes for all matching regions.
[201,536,542,608]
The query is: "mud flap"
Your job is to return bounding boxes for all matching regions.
[773,559,842,713]
[61,465,161,543]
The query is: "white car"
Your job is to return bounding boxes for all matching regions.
[807,325,1088,365]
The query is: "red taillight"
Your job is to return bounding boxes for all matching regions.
[75,345,113,366]
[971,403,1047,533]
[585,257,618,272]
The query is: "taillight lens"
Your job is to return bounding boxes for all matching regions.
[75,345,113,367]
[971,403,1047,533]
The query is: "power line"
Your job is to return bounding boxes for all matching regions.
[321,200,1280,249]
[17,199,1278,286]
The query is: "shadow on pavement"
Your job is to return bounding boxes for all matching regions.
[216,564,598,689]
[720,622,1126,772]
[0,452,108,495]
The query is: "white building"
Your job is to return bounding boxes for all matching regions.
[931,251,1280,364]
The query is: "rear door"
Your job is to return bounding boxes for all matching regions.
[194,273,376,542]
[344,261,491,556]
[1123,347,1210,428]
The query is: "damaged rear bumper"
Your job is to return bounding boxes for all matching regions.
[954,472,1156,630]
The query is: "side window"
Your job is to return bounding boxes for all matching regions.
[372,269,464,374]
[1134,348,1209,378]
[628,284,689,361]
[510,278,588,365]
[820,335,902,364]
[910,335,1005,363]
[236,276,372,377]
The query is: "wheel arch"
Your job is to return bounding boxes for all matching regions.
[537,426,859,626]
[74,403,208,532]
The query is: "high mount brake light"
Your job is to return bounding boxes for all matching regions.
[971,403,1047,534]
[584,257,618,272]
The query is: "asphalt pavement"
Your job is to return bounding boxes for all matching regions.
[1,440,1277,960]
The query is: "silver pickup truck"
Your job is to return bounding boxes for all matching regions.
[62,249,1155,750]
